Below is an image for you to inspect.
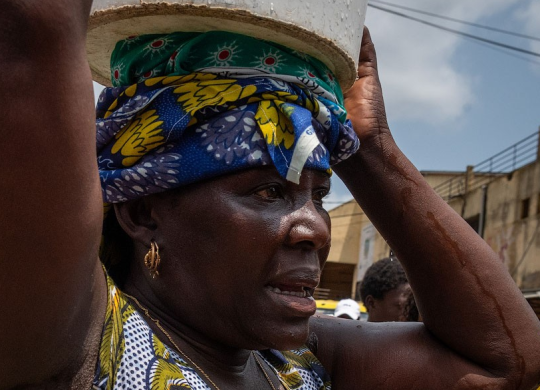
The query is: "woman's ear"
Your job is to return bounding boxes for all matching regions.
[364,295,375,312]
[114,198,157,245]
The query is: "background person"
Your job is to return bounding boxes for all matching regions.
[334,299,361,320]
[359,257,410,322]
[402,287,422,322]
[1,2,540,389]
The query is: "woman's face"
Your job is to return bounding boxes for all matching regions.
[147,167,331,351]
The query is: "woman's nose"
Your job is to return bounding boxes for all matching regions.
[285,201,330,251]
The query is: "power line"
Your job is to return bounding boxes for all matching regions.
[460,36,540,67]
[370,0,540,42]
[368,4,540,59]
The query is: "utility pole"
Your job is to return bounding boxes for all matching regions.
[537,126,540,162]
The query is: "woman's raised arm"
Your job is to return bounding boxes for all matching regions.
[316,28,540,389]
[0,1,106,388]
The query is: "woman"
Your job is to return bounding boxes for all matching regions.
[1,1,540,389]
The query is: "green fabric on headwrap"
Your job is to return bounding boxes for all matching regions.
[110,31,345,110]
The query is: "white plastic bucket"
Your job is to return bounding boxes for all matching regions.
[87,0,368,89]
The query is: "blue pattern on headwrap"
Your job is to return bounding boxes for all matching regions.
[96,32,359,204]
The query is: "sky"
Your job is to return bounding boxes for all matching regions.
[323,0,540,208]
[92,0,540,210]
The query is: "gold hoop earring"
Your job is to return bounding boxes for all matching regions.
[144,241,161,278]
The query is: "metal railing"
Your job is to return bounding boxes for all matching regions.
[433,131,540,201]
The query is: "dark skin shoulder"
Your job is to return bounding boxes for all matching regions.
[311,316,509,389]
[0,1,106,388]
[310,28,540,390]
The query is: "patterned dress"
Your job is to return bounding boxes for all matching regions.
[92,275,332,390]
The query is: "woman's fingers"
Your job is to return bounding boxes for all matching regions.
[357,26,378,77]
[344,27,390,144]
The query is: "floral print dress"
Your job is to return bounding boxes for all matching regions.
[92,274,332,390]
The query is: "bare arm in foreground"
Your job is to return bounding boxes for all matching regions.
[0,1,106,388]
[311,28,540,390]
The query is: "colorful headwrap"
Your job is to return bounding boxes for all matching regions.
[96,31,359,204]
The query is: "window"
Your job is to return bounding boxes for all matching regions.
[521,198,530,219]
[465,214,480,233]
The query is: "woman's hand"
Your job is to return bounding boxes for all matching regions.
[344,27,391,146]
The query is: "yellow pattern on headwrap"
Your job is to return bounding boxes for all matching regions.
[173,79,257,114]
[111,109,165,167]
[255,100,295,149]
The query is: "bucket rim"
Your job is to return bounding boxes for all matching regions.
[87,3,358,90]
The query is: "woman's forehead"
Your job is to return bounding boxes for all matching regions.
[156,167,330,201]
[213,167,331,187]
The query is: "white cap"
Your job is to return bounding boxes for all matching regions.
[334,299,360,320]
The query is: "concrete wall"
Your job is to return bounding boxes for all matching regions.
[445,160,540,290]
[326,201,364,265]
[420,171,466,190]
[327,163,540,297]
[327,200,392,267]
[327,173,462,297]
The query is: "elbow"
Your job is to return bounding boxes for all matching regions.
[517,336,540,390]
[496,350,540,390]
[0,1,91,89]
[520,359,540,390]
[0,1,90,61]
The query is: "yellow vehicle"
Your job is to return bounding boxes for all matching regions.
[315,299,368,321]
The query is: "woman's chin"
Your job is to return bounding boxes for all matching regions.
[251,322,311,351]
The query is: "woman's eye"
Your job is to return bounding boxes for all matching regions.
[313,189,329,204]
[255,186,282,199]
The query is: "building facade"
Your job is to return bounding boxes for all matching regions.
[324,131,540,318]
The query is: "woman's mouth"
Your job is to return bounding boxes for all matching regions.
[263,273,319,316]
[265,285,315,299]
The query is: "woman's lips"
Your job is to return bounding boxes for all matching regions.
[265,285,315,298]
[264,285,317,316]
